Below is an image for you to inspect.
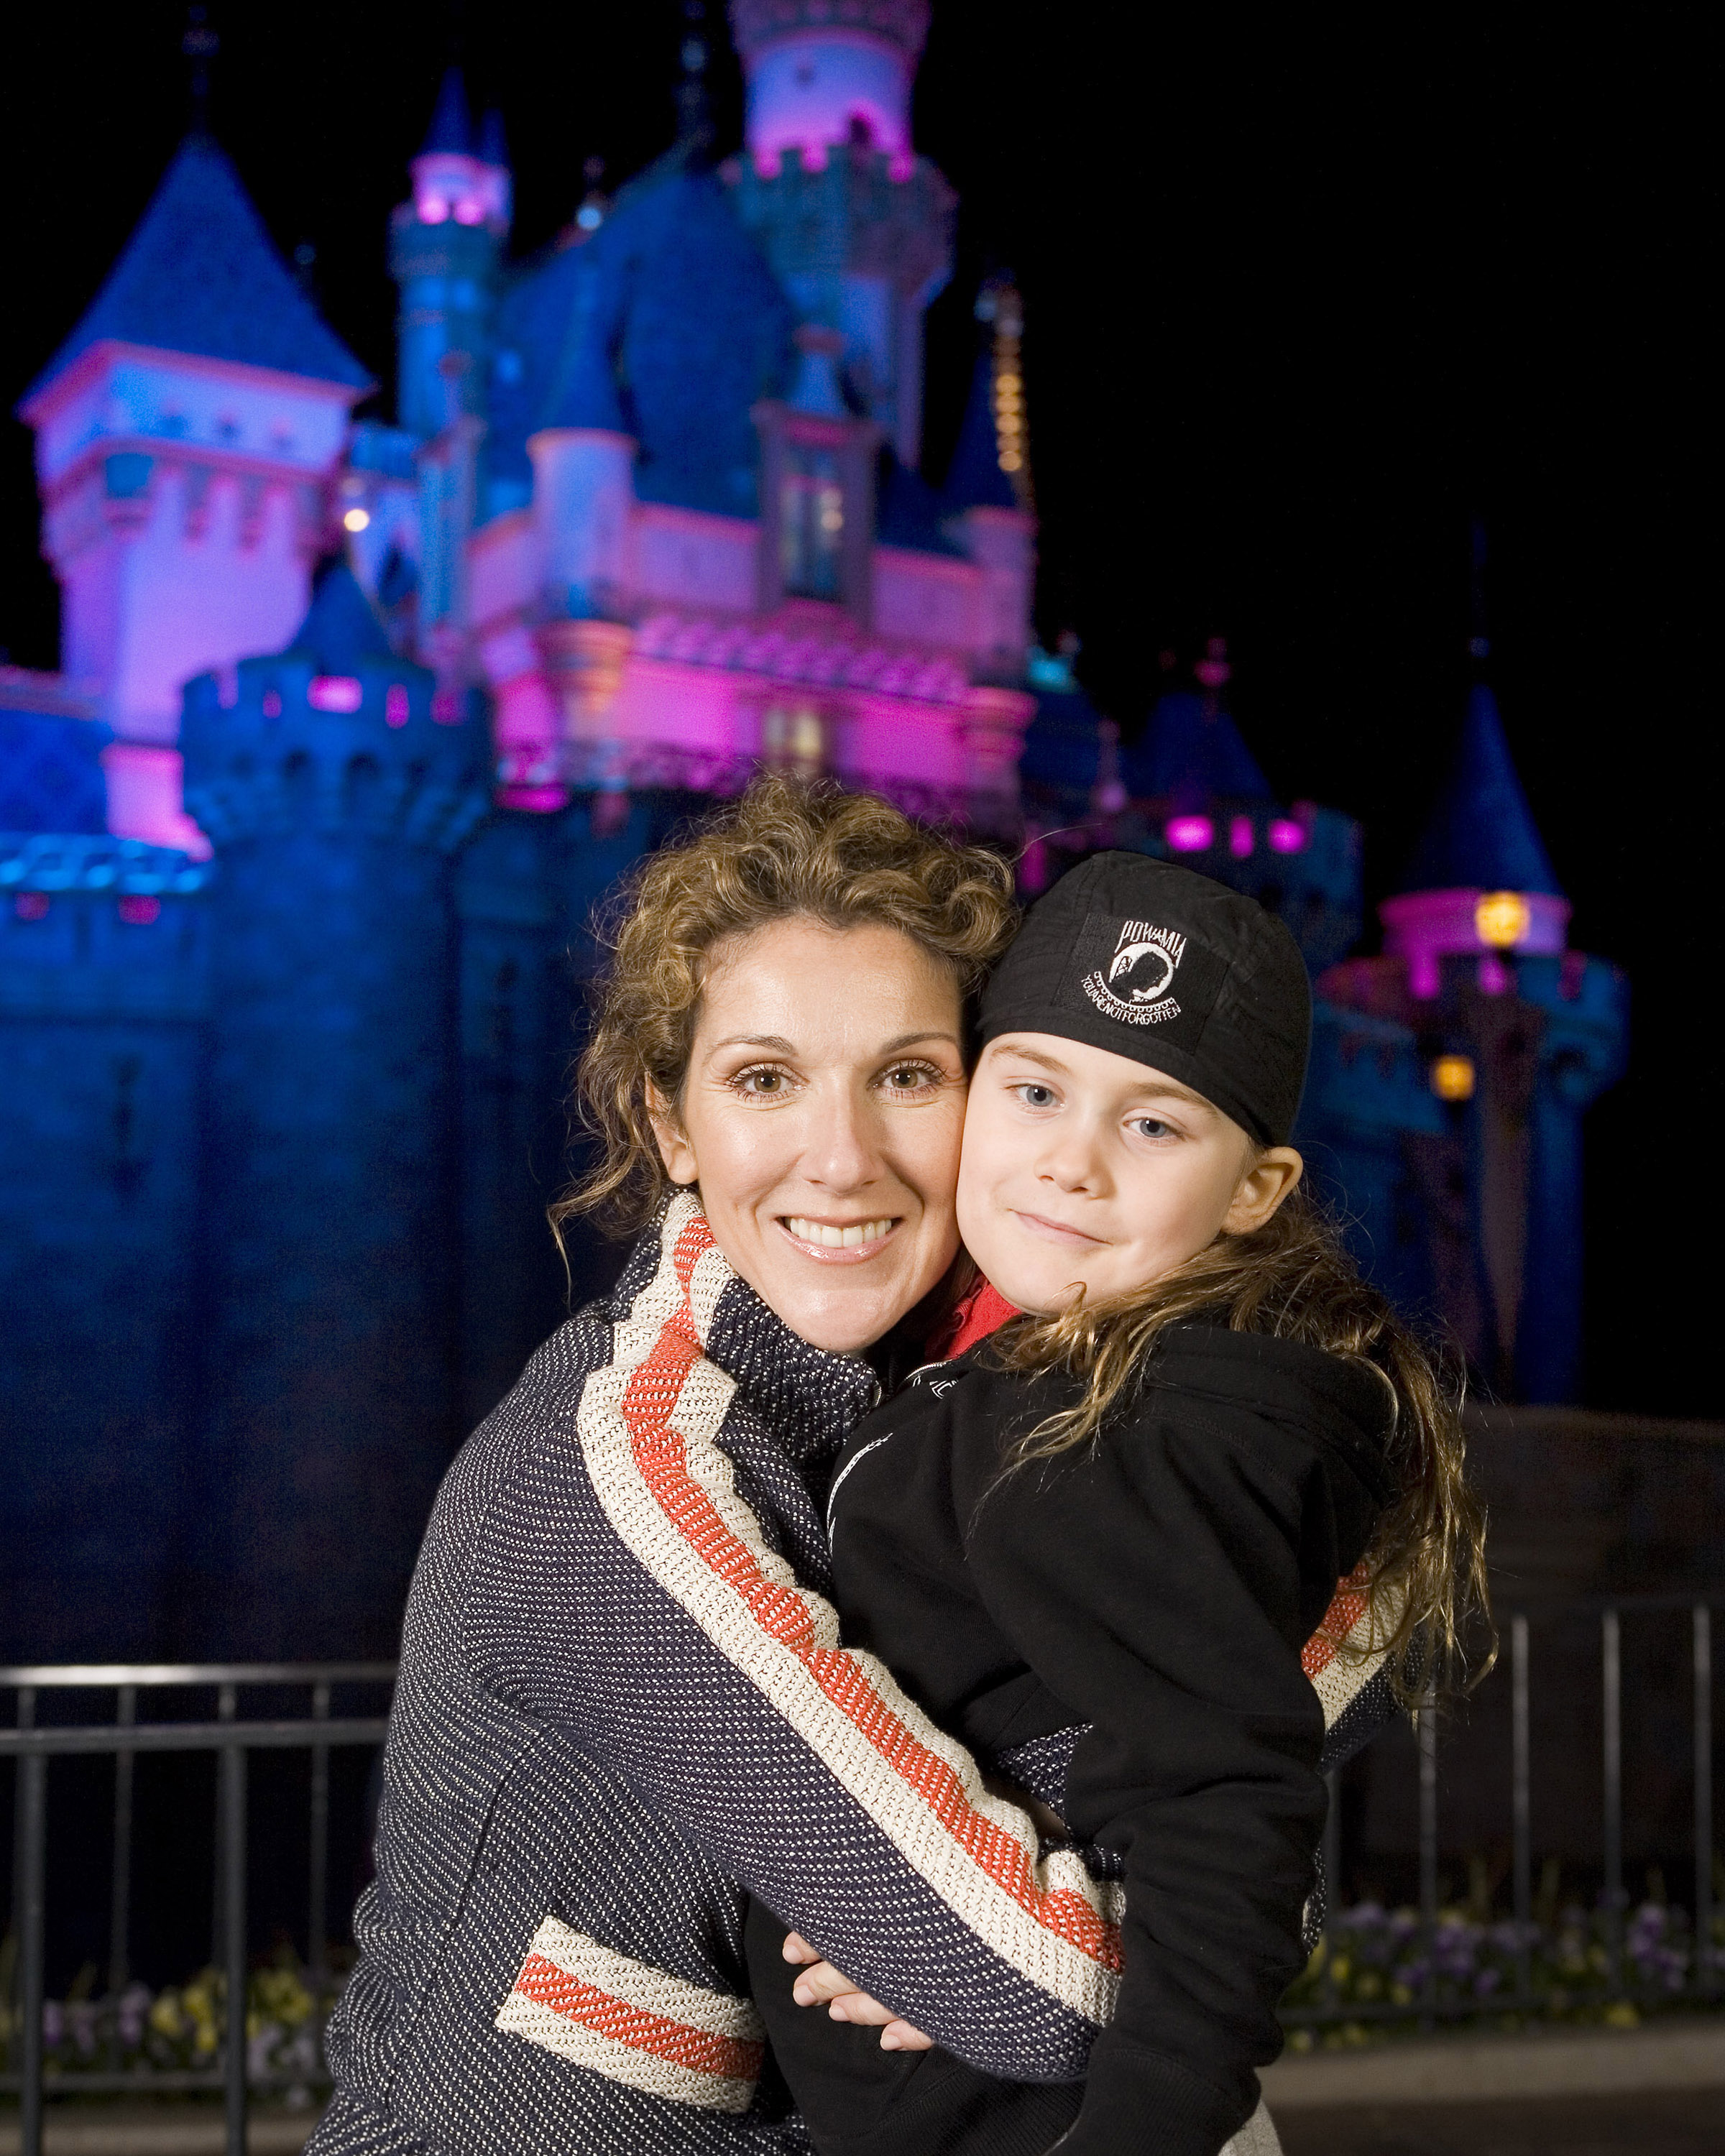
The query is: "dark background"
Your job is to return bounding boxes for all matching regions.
[1,4,1713,1415]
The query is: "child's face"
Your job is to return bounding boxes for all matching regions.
[956,1032,1302,1314]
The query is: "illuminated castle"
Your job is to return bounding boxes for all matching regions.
[0,2,1625,1663]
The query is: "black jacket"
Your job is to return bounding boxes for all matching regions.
[752,1319,1394,2156]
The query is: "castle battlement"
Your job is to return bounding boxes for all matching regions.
[0,832,209,1019]
[180,652,489,853]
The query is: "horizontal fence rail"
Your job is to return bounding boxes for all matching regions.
[3,1662,396,2156]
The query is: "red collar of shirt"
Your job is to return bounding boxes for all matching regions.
[925,1277,1021,1363]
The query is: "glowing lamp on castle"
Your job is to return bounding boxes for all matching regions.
[1474,890,1532,948]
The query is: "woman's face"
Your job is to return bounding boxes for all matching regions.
[652,916,969,1354]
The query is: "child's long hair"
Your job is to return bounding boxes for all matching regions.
[990,1185,1494,1705]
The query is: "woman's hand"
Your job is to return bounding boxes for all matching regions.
[781,1932,934,2051]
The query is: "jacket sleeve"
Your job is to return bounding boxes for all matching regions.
[461,1273,1120,2083]
[954,1381,1330,2156]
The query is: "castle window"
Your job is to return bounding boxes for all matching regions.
[14,892,50,921]
[117,895,161,926]
[309,676,364,713]
[778,446,845,600]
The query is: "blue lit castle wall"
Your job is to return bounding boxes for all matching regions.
[1,824,210,1657]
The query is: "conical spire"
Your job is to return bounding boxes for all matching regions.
[421,68,474,156]
[282,563,395,673]
[940,347,1019,512]
[25,137,369,399]
[540,326,627,434]
[1397,683,1562,896]
[477,107,510,170]
[1123,688,1272,807]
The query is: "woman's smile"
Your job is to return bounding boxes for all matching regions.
[778,1215,901,1258]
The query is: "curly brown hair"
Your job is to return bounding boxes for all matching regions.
[991,1185,1495,1708]
[553,775,1021,1240]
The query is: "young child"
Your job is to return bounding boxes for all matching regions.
[755,852,1489,2156]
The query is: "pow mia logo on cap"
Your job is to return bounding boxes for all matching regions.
[1082,919,1187,1026]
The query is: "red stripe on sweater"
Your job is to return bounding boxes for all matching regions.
[622,1222,1123,1975]
[512,1954,764,2082]
[1301,1562,1376,1679]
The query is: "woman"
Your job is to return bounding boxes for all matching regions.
[312,783,1122,2155]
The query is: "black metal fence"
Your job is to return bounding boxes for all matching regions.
[2,1664,392,2156]
[1287,1593,1720,2032]
[2,1599,1721,2147]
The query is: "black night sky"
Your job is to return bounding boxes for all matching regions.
[2,4,1714,1415]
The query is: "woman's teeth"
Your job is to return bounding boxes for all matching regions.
[785,1217,894,1248]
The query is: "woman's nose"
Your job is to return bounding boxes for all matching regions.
[802,1086,880,1190]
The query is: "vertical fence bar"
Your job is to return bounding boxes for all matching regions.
[17,1751,47,2156]
[308,1680,331,1981]
[1696,1606,1714,1999]
[211,1682,236,1972]
[1417,1695,1438,2034]
[221,1740,248,2156]
[108,1684,137,1994]
[1601,1608,1623,1993]
[1512,1613,1531,2004]
[9,1685,36,2032]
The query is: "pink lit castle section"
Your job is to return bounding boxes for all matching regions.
[0,4,1625,1668]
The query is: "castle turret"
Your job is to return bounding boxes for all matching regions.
[17,136,372,854]
[179,566,490,1655]
[1317,676,1628,1399]
[727,0,954,469]
[391,70,512,442]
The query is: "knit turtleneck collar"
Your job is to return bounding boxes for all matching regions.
[626,1192,883,1467]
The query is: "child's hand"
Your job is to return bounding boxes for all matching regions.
[780,1932,934,2051]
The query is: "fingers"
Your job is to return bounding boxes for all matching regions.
[781,1932,822,1966]
[791,1960,862,2007]
[822,1989,896,2026]
[880,2019,934,2052]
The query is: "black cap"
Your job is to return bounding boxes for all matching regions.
[979,852,1312,1146]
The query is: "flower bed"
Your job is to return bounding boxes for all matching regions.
[14,1953,341,2104]
[1282,1896,1725,2048]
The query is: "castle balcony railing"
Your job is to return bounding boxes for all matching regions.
[1,1603,1720,2150]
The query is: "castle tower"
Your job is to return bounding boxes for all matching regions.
[1317,682,1628,1399]
[179,566,490,1655]
[391,70,512,442]
[727,0,954,469]
[17,136,372,855]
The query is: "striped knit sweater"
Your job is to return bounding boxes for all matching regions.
[313,1195,1146,2153]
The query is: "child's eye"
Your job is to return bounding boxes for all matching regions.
[1013,1083,1059,1109]
[1130,1116,1174,1140]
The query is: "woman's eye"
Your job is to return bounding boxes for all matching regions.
[735,1068,790,1096]
[881,1063,939,1093]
